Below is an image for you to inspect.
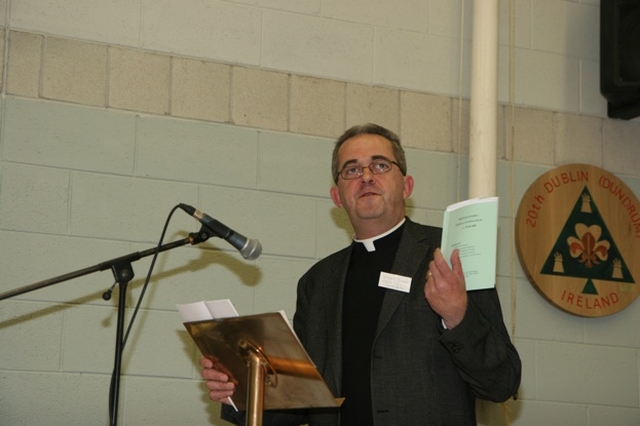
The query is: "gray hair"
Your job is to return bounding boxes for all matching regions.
[331,123,407,183]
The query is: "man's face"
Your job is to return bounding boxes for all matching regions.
[330,133,414,237]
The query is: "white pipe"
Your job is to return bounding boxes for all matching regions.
[469,0,499,198]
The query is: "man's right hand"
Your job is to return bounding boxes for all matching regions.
[200,356,236,405]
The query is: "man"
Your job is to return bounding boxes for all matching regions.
[201,123,521,425]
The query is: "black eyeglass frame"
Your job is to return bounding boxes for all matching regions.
[335,158,403,181]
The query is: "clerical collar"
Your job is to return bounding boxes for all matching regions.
[353,218,406,252]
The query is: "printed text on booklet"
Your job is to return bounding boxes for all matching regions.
[441,197,498,291]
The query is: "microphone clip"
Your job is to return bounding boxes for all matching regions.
[188,227,212,245]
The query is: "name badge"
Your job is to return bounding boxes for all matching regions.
[378,272,412,293]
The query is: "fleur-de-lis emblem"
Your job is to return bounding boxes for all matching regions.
[567,224,610,268]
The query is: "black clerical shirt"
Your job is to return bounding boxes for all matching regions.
[340,222,404,426]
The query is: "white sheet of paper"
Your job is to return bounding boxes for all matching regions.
[176,298,239,322]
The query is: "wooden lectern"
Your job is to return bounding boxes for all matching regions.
[183,312,342,426]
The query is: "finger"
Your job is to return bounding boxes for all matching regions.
[432,248,449,271]
[433,247,445,262]
[449,249,467,283]
[431,249,452,282]
[426,268,434,281]
[201,367,229,382]
[426,259,443,285]
[199,356,213,368]
[205,375,236,404]
[206,379,235,392]
[449,248,462,271]
[208,388,235,404]
[424,267,434,300]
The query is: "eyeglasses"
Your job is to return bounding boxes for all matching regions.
[337,158,402,180]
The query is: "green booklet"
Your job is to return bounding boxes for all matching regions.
[441,197,498,291]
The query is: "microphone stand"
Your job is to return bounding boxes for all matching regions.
[0,227,212,426]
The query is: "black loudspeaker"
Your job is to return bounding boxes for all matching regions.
[600,0,640,120]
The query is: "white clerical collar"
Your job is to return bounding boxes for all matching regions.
[353,218,406,252]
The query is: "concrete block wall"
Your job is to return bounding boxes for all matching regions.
[1,1,640,425]
[0,0,610,117]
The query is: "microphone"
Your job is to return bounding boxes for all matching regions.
[179,203,262,260]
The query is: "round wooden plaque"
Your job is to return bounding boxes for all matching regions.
[515,164,640,317]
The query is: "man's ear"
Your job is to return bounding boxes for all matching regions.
[330,186,343,207]
[403,175,414,199]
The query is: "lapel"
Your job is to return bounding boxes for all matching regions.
[322,244,352,394]
[375,220,432,338]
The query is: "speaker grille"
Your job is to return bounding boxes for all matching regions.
[601,0,640,119]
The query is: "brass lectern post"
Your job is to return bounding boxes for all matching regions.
[246,351,265,426]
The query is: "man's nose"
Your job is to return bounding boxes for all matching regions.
[360,166,375,181]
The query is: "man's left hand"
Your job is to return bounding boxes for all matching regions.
[424,248,468,329]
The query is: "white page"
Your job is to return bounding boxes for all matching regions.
[176,298,239,322]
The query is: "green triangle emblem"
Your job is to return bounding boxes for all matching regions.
[540,187,635,292]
